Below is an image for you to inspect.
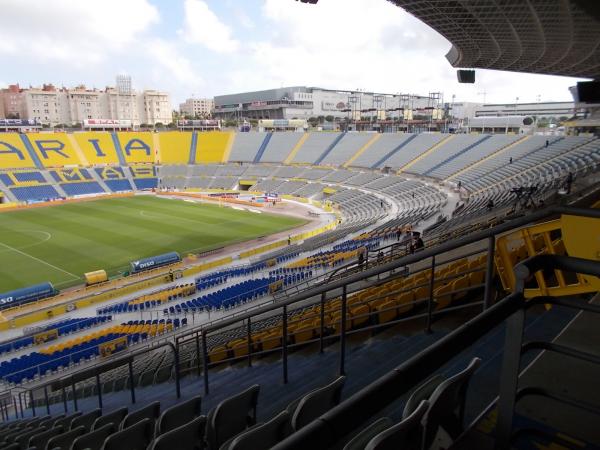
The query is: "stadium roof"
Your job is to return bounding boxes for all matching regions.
[388,0,600,79]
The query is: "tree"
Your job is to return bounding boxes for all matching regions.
[167,122,177,129]
[317,115,325,123]
[325,115,334,123]
[154,122,164,129]
[536,117,550,128]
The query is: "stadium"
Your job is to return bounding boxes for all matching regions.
[0,1,599,450]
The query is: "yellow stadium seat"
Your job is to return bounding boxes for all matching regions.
[229,339,249,358]
[452,275,470,300]
[469,270,485,286]
[116,132,155,164]
[158,132,193,164]
[434,284,453,310]
[467,259,482,271]
[397,291,415,314]
[209,346,229,363]
[331,311,351,334]
[27,133,83,167]
[350,305,370,327]
[0,134,37,168]
[73,132,121,165]
[195,131,234,164]
[376,300,397,324]
[293,319,318,343]
[414,285,429,301]
[258,330,281,351]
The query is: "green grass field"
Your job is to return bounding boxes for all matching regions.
[0,196,306,292]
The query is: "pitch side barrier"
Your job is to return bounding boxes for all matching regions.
[0,283,57,311]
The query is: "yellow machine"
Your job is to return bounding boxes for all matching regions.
[85,270,108,286]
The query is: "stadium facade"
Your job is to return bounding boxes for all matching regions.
[213,86,436,120]
[450,101,575,121]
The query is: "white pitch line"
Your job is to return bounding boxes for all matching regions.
[0,230,52,254]
[0,241,80,280]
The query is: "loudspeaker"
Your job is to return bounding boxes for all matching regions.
[576,81,600,103]
[457,70,475,83]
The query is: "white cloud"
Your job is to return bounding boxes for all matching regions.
[180,0,239,53]
[0,0,159,64]
[0,0,581,106]
[145,39,205,87]
[242,0,579,103]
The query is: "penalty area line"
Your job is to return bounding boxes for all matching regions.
[0,241,80,280]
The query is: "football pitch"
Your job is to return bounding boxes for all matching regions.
[0,196,306,292]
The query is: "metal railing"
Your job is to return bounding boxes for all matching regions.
[173,206,600,395]
[271,253,600,450]
[3,340,179,420]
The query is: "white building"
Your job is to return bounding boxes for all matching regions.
[179,98,214,118]
[213,86,437,121]
[448,101,574,121]
[0,80,172,127]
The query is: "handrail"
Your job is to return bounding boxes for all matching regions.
[175,205,600,342]
[3,339,181,419]
[271,254,600,449]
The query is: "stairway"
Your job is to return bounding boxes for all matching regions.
[89,169,112,193]
[424,134,492,176]
[371,134,418,169]
[40,170,67,197]
[447,135,530,181]
[188,132,198,165]
[110,133,128,166]
[314,132,346,165]
[253,133,273,163]
[0,177,17,202]
[399,134,454,173]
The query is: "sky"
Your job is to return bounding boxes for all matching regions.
[0,0,584,108]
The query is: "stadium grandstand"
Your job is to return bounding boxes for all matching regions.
[0,1,598,450]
